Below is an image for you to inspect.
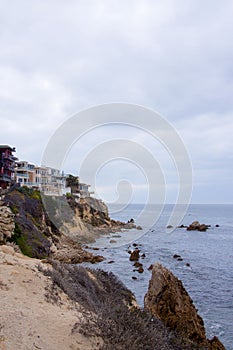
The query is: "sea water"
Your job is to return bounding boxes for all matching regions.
[85,204,233,350]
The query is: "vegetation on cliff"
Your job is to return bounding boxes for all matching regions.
[3,188,104,262]
[40,260,203,350]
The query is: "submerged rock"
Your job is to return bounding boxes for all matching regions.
[144,263,226,349]
[128,218,135,224]
[173,254,181,259]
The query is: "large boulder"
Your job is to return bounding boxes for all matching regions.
[0,206,15,244]
[187,221,210,231]
[144,263,226,349]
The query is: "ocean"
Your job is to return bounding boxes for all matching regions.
[85,204,233,350]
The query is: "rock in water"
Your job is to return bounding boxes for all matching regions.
[129,249,140,261]
[187,221,210,231]
[144,263,226,349]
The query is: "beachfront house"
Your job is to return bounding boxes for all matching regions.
[0,145,18,189]
[15,162,66,196]
[79,182,94,198]
[15,161,36,186]
[36,166,66,196]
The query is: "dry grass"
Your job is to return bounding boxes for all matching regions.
[39,261,205,350]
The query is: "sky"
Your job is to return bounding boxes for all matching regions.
[0,0,233,204]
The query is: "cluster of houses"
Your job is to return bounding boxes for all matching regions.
[0,145,92,197]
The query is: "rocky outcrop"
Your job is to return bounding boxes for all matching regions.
[0,205,15,244]
[3,188,103,263]
[144,263,226,350]
[187,221,210,232]
[67,196,138,232]
[51,235,104,264]
[129,249,140,261]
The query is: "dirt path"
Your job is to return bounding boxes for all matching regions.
[0,245,101,350]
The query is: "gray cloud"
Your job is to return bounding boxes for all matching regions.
[0,0,233,203]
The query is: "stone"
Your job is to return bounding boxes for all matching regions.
[144,263,226,349]
[133,262,143,268]
[198,224,208,232]
[207,336,226,350]
[187,221,210,232]
[187,221,200,230]
[0,206,15,244]
[129,249,140,261]
[137,266,144,273]
[108,260,114,264]
[173,254,181,259]
[128,218,135,224]
[167,225,173,229]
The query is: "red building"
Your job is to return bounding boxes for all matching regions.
[0,145,17,189]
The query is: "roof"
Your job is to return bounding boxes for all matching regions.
[0,145,16,152]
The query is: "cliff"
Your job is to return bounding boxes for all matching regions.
[2,188,105,263]
[145,263,226,350]
[1,187,136,263]
[0,205,15,244]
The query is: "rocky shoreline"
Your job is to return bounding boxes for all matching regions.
[0,244,226,350]
[1,187,139,262]
[0,188,227,349]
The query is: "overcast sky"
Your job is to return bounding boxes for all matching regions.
[1,0,233,204]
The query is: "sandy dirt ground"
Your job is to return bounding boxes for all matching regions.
[0,245,101,350]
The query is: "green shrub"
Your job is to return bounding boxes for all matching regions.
[9,205,19,214]
[9,223,33,257]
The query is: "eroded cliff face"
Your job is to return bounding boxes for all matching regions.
[0,205,15,244]
[3,188,103,263]
[144,263,226,350]
[3,188,133,262]
[45,194,136,244]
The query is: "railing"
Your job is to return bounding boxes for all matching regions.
[16,173,29,178]
[16,167,34,172]
[0,174,11,182]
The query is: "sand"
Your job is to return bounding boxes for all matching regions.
[0,245,101,350]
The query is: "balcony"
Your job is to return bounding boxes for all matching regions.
[0,174,11,182]
[3,155,17,162]
[16,166,34,172]
[16,173,29,178]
